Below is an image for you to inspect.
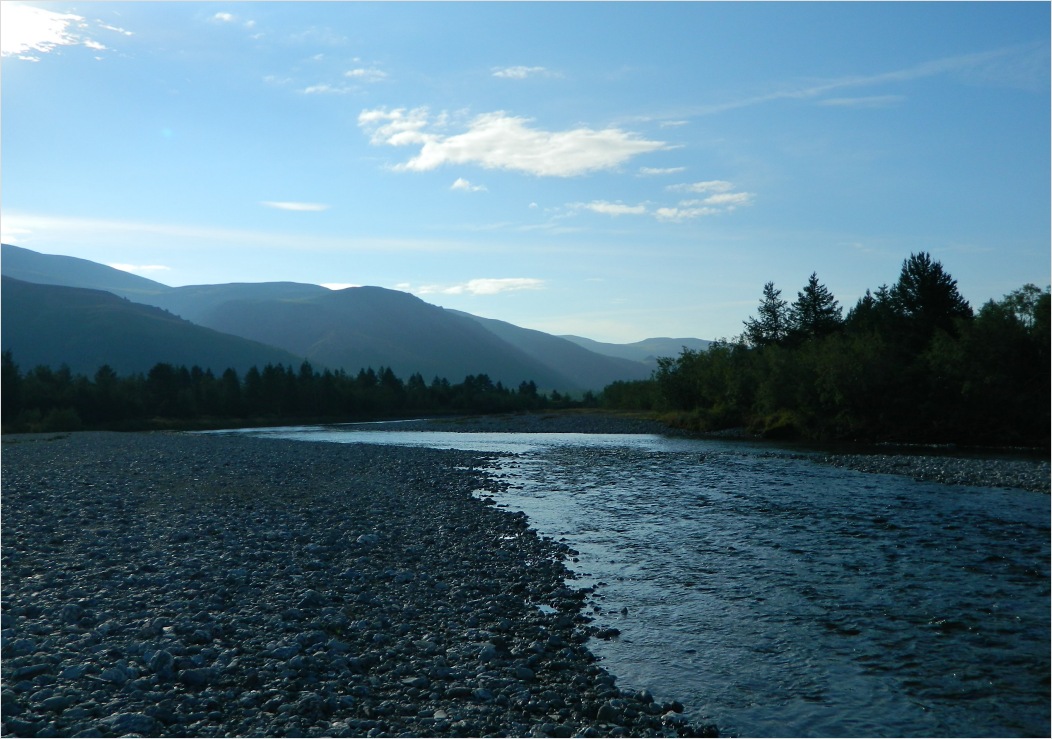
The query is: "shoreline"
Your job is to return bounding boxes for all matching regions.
[1,431,715,738]
[335,412,1051,493]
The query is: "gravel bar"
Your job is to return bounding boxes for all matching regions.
[1,431,715,738]
[356,412,1050,493]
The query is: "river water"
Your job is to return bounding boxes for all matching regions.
[229,426,1050,737]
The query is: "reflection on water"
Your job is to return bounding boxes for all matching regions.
[222,426,1051,737]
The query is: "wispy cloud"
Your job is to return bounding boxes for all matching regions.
[694,45,1048,116]
[0,3,118,60]
[345,67,387,83]
[211,12,236,23]
[451,177,487,192]
[667,180,735,194]
[260,201,330,212]
[575,201,647,217]
[569,180,754,223]
[638,166,687,177]
[415,278,545,296]
[492,65,555,79]
[819,95,905,109]
[5,211,489,254]
[359,107,667,177]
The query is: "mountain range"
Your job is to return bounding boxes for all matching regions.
[1,244,709,391]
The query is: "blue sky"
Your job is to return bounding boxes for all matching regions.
[2,1,1049,342]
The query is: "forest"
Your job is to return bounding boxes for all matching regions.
[602,252,1050,447]
[0,356,588,433]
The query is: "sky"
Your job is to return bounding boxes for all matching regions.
[2,1,1049,343]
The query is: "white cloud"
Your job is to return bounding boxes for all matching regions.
[639,166,686,176]
[577,201,647,217]
[260,201,330,212]
[302,83,356,95]
[492,66,551,79]
[667,180,735,194]
[655,206,720,222]
[321,283,360,290]
[1,4,87,58]
[345,67,387,82]
[451,177,487,192]
[212,12,236,23]
[108,263,171,274]
[359,107,667,177]
[694,191,753,208]
[416,278,545,296]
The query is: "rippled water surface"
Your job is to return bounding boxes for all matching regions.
[232,426,1051,737]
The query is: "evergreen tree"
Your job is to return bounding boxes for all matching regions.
[743,282,790,347]
[789,272,842,342]
[889,252,972,338]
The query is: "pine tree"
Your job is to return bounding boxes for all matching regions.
[789,272,842,342]
[743,282,790,348]
[890,252,972,338]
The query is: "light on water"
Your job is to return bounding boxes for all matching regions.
[222,425,1051,737]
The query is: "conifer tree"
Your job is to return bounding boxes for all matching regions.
[743,281,790,347]
[789,272,842,342]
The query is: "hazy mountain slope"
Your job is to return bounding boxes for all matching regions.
[449,310,653,388]
[1,243,171,299]
[1,277,306,376]
[2,244,685,390]
[148,283,331,324]
[197,286,582,390]
[560,335,712,364]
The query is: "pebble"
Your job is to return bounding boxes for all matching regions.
[1,430,715,737]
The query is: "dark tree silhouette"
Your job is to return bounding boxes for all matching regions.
[890,252,972,339]
[789,272,842,342]
[743,282,790,348]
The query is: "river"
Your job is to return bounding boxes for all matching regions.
[226,426,1050,737]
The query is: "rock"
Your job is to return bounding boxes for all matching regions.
[596,701,622,724]
[177,667,214,688]
[297,590,326,608]
[98,712,159,735]
[99,666,130,685]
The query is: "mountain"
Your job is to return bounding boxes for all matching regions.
[560,335,712,364]
[188,286,583,390]
[0,243,171,299]
[1,243,708,390]
[1,277,306,376]
[448,310,653,388]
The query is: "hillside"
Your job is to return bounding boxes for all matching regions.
[1,244,708,390]
[560,335,712,364]
[449,310,652,389]
[194,286,583,390]
[0,277,306,376]
[0,243,171,299]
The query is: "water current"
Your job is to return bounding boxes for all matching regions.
[230,426,1050,737]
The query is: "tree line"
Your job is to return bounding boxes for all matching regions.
[1,356,590,433]
[602,252,1049,447]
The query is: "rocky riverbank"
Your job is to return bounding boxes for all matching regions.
[353,412,1050,493]
[1,431,715,738]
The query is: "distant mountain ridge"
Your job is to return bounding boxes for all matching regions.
[560,335,711,365]
[1,244,710,389]
[1,276,305,376]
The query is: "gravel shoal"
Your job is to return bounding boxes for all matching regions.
[812,452,1050,493]
[1,431,714,738]
[347,413,673,436]
[356,412,1050,493]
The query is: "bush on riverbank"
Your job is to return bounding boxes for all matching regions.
[603,254,1050,448]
